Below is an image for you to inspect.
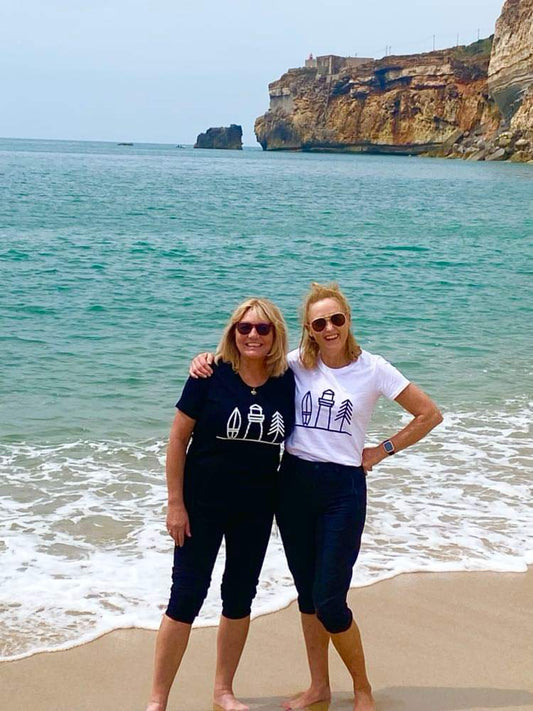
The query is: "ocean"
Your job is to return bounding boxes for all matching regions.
[1,137,531,660]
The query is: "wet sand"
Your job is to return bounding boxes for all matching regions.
[1,569,532,711]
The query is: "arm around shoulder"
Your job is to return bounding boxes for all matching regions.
[189,351,215,378]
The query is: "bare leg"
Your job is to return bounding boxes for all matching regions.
[213,615,250,711]
[282,612,331,710]
[145,614,192,711]
[330,619,375,711]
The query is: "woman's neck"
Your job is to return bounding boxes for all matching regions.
[319,351,351,369]
[238,358,269,385]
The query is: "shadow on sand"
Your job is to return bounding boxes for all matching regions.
[375,686,533,710]
[236,686,533,710]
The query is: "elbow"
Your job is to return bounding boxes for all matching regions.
[167,429,191,454]
[169,433,189,451]
[419,405,443,433]
[431,407,443,429]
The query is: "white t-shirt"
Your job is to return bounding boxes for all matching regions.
[285,349,410,467]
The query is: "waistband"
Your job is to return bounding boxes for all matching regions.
[282,451,364,476]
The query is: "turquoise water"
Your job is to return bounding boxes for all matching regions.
[2,138,532,440]
[1,138,532,659]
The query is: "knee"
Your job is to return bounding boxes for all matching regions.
[166,597,200,624]
[221,600,252,619]
[297,592,315,615]
[166,581,209,625]
[316,598,353,634]
[221,579,257,619]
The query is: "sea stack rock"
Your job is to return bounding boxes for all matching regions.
[194,124,243,149]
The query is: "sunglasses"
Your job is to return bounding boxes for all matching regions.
[310,312,346,332]
[235,322,273,336]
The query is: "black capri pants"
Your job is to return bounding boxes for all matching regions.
[166,498,274,624]
[276,452,367,634]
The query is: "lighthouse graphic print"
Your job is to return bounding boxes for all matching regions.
[297,388,353,435]
[217,404,286,445]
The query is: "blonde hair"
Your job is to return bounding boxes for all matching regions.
[215,298,289,377]
[299,282,361,369]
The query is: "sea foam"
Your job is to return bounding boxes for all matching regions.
[1,399,531,660]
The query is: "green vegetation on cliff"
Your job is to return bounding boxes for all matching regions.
[452,36,494,60]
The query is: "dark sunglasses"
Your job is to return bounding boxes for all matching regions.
[235,322,273,336]
[310,312,346,332]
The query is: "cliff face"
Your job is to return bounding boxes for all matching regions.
[488,0,533,120]
[487,0,533,160]
[255,46,500,155]
[255,0,533,162]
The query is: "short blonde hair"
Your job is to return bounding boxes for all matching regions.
[299,282,361,369]
[216,298,289,377]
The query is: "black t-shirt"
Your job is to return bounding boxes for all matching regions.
[177,361,295,506]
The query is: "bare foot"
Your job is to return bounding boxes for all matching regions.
[282,686,331,709]
[353,689,375,711]
[145,703,166,711]
[213,691,250,711]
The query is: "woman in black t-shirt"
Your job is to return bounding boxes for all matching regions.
[145,298,295,711]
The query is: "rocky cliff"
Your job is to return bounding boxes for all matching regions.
[255,44,500,157]
[255,0,533,162]
[194,124,243,150]
[487,0,533,161]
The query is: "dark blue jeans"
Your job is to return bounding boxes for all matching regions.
[166,500,274,624]
[276,452,367,634]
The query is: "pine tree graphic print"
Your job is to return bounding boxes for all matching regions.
[267,411,285,440]
[335,399,353,433]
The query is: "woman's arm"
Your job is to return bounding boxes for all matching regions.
[166,410,196,546]
[189,352,214,378]
[362,383,443,472]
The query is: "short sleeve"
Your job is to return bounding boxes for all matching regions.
[375,356,410,400]
[176,375,210,420]
[287,349,302,370]
[282,367,296,435]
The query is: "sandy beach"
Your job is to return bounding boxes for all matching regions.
[1,569,532,711]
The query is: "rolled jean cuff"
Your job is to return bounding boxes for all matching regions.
[221,604,252,620]
[297,598,316,615]
[317,606,353,634]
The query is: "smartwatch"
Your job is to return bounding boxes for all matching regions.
[382,439,395,456]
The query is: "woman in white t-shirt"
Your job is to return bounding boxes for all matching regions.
[190,282,442,711]
[277,282,442,711]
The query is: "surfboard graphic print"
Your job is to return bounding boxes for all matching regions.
[226,407,241,438]
[301,391,312,426]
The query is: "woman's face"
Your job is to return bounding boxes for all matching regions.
[306,297,350,359]
[234,307,274,363]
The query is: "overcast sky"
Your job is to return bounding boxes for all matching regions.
[0,0,505,145]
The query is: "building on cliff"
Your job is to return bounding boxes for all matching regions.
[255,0,533,163]
[257,45,500,155]
[304,54,373,76]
